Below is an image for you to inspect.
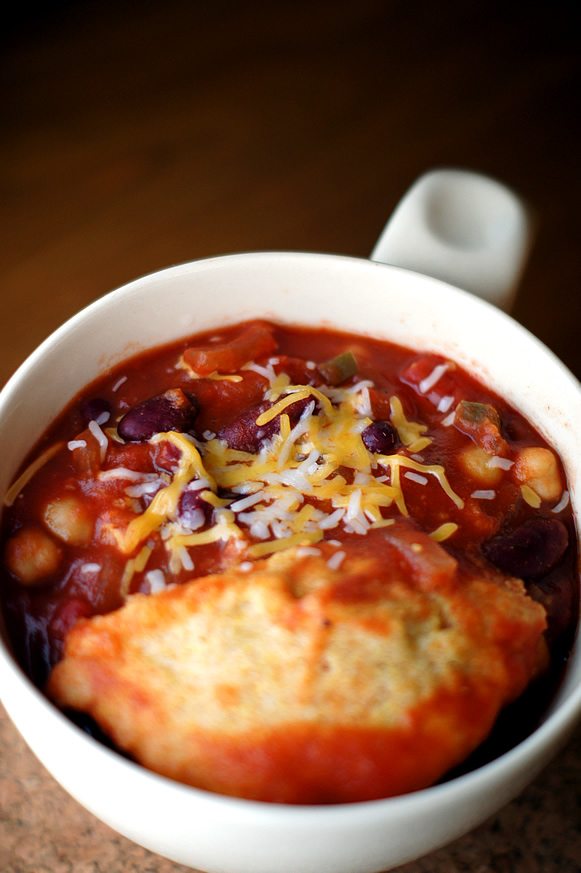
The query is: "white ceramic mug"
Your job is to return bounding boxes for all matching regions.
[0,171,578,873]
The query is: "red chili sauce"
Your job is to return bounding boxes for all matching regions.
[1,320,578,770]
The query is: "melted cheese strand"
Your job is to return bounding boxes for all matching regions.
[389,396,432,453]
[118,432,216,553]
[430,522,459,542]
[249,529,324,558]
[4,442,64,507]
[256,386,334,424]
[378,454,464,512]
[108,374,463,566]
[121,544,153,598]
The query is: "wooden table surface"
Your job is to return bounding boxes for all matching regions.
[1,2,580,871]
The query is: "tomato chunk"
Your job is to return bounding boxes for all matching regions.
[183,322,277,375]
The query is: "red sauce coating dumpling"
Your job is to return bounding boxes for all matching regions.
[46,523,546,804]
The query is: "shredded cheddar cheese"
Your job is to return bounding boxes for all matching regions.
[104,366,465,568]
[430,522,459,542]
[4,442,65,507]
[389,396,432,453]
[121,544,153,597]
[117,432,216,554]
[256,385,334,425]
[521,484,542,508]
[248,529,324,558]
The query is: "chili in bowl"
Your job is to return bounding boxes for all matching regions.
[0,251,579,873]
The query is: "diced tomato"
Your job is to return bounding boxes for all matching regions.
[368,386,393,420]
[183,322,277,375]
[384,522,458,593]
[273,355,320,386]
[190,371,268,433]
[400,355,460,409]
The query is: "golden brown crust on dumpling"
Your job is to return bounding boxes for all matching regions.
[46,522,546,803]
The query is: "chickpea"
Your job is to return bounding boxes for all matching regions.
[458,445,503,487]
[4,527,63,585]
[43,494,94,546]
[514,446,562,502]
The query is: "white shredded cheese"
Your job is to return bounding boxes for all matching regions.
[243,360,278,382]
[99,467,149,482]
[145,569,167,593]
[317,508,345,529]
[419,362,451,394]
[68,439,87,451]
[551,490,570,513]
[327,550,346,570]
[437,394,455,413]
[79,563,101,574]
[250,519,270,540]
[471,489,496,500]
[346,488,363,521]
[88,419,108,463]
[100,364,474,565]
[404,471,428,485]
[125,479,164,498]
[112,375,128,392]
[230,491,265,512]
[296,547,322,558]
[486,456,514,470]
[179,546,195,571]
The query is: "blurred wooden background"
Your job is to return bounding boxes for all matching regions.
[1,0,580,388]
[1,1,580,872]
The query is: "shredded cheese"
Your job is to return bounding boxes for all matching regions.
[521,484,542,508]
[419,361,452,394]
[389,396,432,452]
[4,442,64,507]
[117,432,216,554]
[121,544,153,597]
[552,490,570,514]
[429,522,459,542]
[256,385,334,425]
[249,529,324,558]
[102,369,468,571]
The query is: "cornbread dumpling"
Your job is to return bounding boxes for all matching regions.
[47,523,546,804]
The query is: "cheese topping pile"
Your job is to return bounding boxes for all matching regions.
[105,359,465,590]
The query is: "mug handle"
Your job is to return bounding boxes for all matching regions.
[370,169,536,312]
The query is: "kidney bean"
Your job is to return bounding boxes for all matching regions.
[118,389,199,442]
[218,396,312,453]
[178,487,212,530]
[49,597,92,648]
[483,518,569,579]
[362,420,398,454]
[80,397,111,425]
